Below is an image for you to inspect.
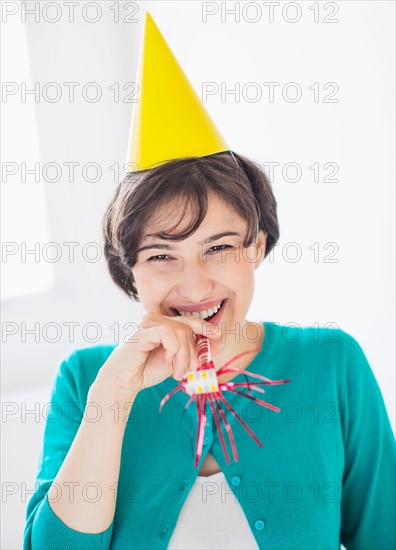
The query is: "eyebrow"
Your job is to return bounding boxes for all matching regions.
[137,231,241,254]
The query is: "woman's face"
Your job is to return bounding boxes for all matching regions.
[131,193,266,338]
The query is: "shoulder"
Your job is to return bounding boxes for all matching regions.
[59,343,118,373]
[52,343,118,404]
[265,320,358,356]
[263,322,378,415]
[264,321,369,380]
[65,343,118,367]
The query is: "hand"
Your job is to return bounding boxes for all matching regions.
[99,312,222,396]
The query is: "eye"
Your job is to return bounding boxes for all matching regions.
[146,244,234,263]
[207,244,234,254]
[146,254,173,263]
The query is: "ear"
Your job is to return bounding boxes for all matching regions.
[254,230,267,269]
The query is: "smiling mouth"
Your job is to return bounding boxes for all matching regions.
[171,299,226,321]
[203,300,226,322]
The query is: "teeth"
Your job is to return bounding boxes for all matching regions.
[177,301,223,319]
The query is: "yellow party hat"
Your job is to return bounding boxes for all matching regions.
[126,12,229,171]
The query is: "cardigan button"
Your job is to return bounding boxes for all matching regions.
[230,476,241,486]
[203,436,210,446]
[160,522,171,537]
[254,520,265,530]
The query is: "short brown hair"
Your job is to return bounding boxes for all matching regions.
[102,151,279,301]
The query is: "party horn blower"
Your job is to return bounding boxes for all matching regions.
[159,334,291,468]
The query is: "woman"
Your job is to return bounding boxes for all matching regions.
[24,10,395,549]
[23,150,395,549]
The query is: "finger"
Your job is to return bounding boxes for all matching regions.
[163,315,222,338]
[186,336,199,374]
[172,332,191,379]
[163,317,221,365]
[137,324,179,356]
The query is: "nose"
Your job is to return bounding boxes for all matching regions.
[175,258,214,302]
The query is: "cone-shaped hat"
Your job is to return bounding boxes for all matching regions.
[126,12,229,170]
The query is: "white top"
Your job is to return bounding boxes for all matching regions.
[168,471,259,549]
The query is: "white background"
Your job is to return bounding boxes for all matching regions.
[1,1,395,548]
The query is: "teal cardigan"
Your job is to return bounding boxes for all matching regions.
[23,322,395,549]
